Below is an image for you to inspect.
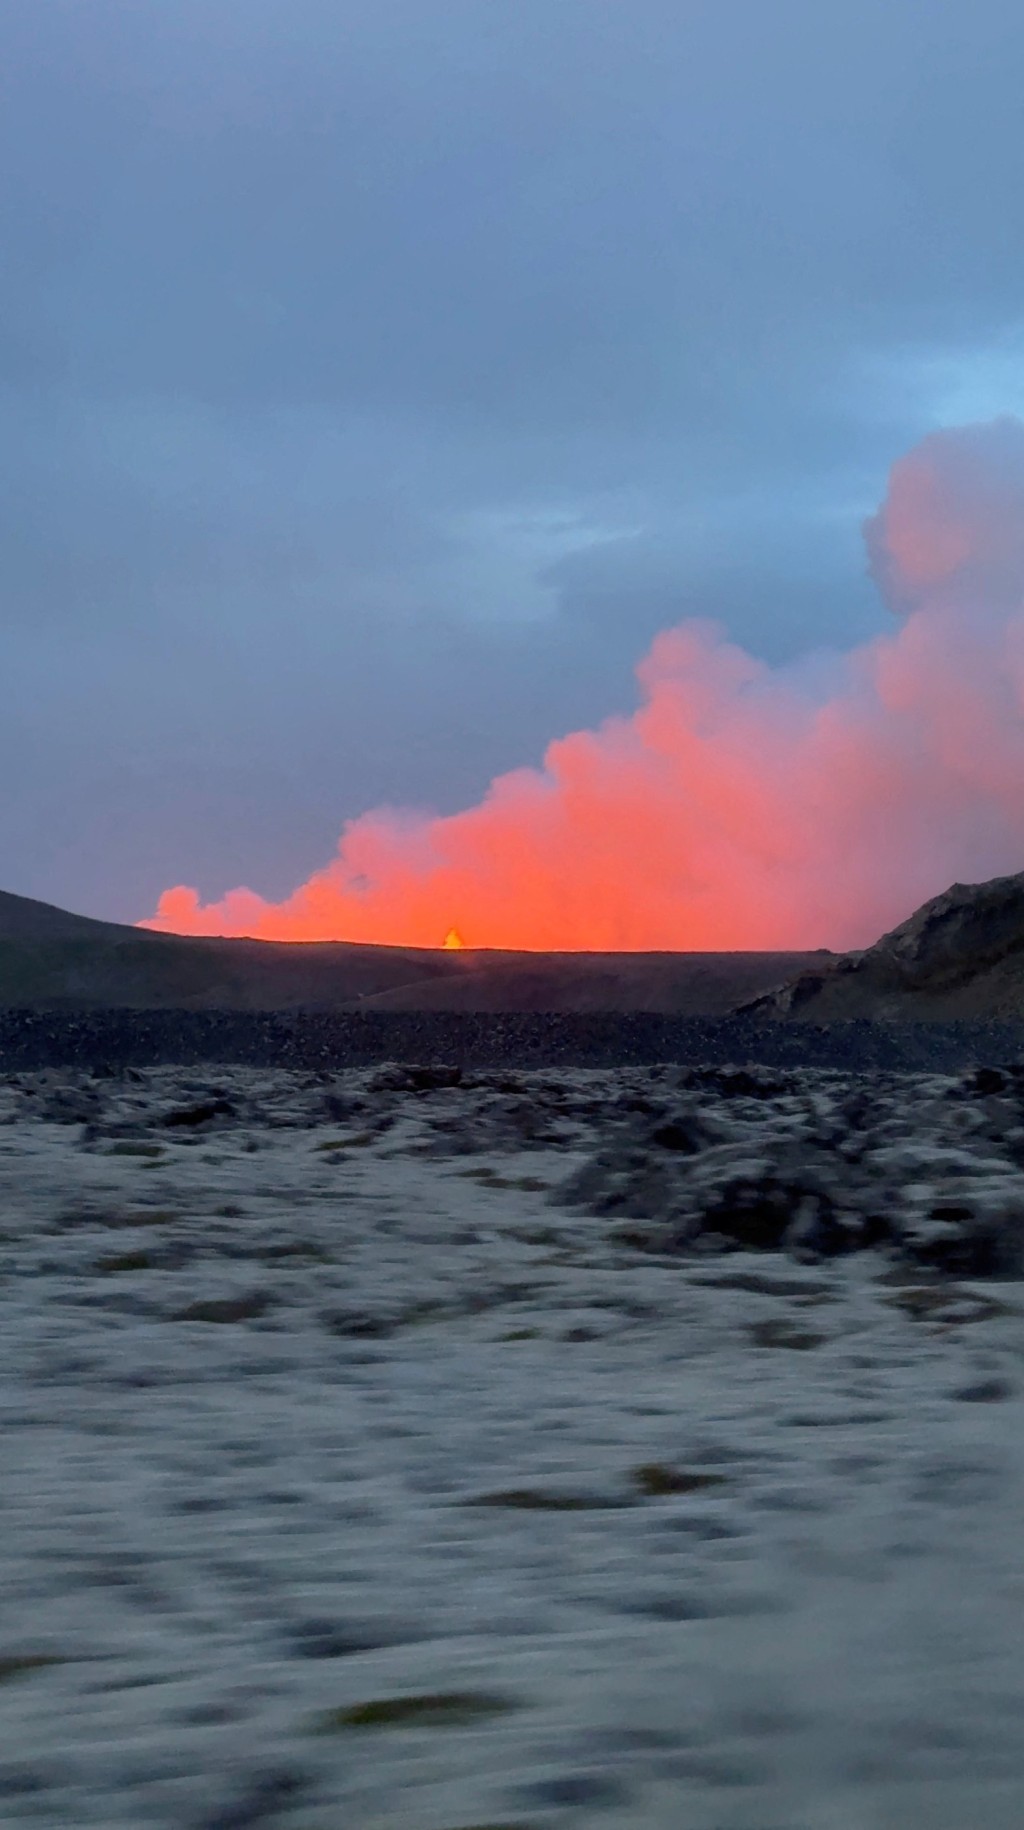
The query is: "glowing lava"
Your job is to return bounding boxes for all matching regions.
[143,421,1024,953]
[443,928,466,950]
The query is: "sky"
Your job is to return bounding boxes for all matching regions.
[5,0,1024,935]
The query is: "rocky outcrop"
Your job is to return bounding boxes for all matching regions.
[555,1061,1024,1275]
[739,871,1024,1020]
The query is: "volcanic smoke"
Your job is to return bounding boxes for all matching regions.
[144,421,1024,952]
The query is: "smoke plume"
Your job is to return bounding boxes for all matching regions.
[144,421,1024,951]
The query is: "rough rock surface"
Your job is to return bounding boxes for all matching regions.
[557,1062,1024,1274]
[9,1055,1024,1277]
[5,1005,1024,1073]
[3,1063,1024,1828]
[742,869,1024,1020]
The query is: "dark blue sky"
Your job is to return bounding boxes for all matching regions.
[4,0,1024,920]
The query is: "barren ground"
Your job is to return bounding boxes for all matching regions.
[2,1065,1024,1829]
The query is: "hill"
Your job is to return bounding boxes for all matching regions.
[6,870,1024,1022]
[0,889,821,1013]
[741,870,1024,1020]
[0,889,128,942]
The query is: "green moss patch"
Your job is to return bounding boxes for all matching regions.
[0,1655,66,1684]
[749,1318,826,1351]
[463,1488,626,1512]
[57,1204,179,1232]
[460,1168,549,1193]
[256,1241,334,1265]
[882,1285,1015,1326]
[319,1690,519,1731]
[173,1292,273,1324]
[632,1463,729,1497]
[96,1250,158,1274]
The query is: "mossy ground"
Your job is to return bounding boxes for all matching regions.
[318,1691,520,1731]
[632,1463,729,1497]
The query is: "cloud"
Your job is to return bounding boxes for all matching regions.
[866,417,1024,611]
[145,420,1024,950]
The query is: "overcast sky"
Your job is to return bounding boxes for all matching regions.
[4,0,1024,921]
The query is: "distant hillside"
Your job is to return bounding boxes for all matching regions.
[0,889,821,1013]
[0,889,128,942]
[7,874,1024,1020]
[0,893,458,1009]
[351,950,823,1014]
[741,871,1024,1020]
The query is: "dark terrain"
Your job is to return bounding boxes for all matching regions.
[3,870,1024,1075]
[5,1058,1024,1829]
[0,888,820,1015]
[3,1005,1024,1072]
[744,870,1024,1020]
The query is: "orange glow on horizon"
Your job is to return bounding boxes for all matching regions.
[140,426,1024,956]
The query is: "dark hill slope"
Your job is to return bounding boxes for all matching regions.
[352,950,821,1014]
[0,890,821,1013]
[741,871,1024,1020]
[0,889,128,942]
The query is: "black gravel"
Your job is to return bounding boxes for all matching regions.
[2,1008,1024,1071]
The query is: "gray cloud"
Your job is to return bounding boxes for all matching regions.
[2,0,1023,918]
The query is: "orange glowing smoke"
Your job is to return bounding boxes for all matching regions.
[143,421,1024,952]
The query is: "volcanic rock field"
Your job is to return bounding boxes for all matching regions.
[3,1057,1024,1827]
